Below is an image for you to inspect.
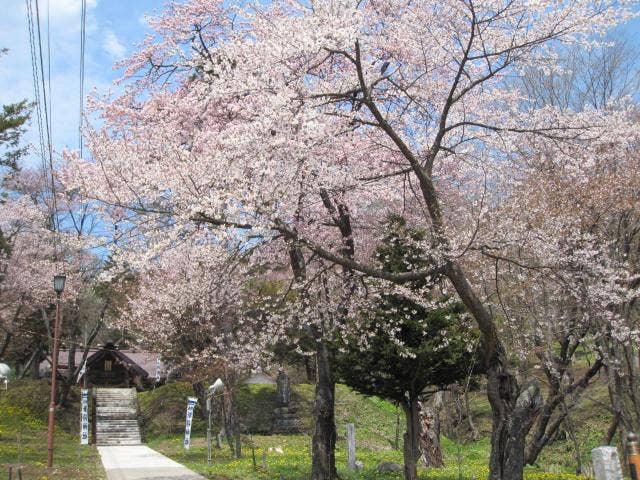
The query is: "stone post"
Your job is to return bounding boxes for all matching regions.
[346,423,356,470]
[592,446,623,480]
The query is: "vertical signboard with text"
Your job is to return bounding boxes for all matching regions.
[80,389,89,445]
[184,397,198,450]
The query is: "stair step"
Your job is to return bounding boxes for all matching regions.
[97,420,140,424]
[96,407,137,412]
[96,414,137,417]
[96,408,136,412]
[94,388,142,446]
[97,400,134,403]
[97,421,140,425]
[97,426,140,429]
[96,436,141,441]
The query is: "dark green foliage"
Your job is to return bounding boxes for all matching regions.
[374,215,430,289]
[0,100,32,175]
[0,49,32,178]
[336,302,477,404]
[235,384,278,434]
[138,382,207,437]
[336,215,480,403]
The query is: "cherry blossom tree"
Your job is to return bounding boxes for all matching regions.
[112,235,282,456]
[478,142,640,469]
[519,39,640,458]
[66,1,639,478]
[0,166,104,400]
[0,192,85,367]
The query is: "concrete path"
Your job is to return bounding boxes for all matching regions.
[98,445,205,480]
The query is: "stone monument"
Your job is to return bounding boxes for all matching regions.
[591,446,623,480]
[276,369,290,406]
[0,363,9,389]
[272,369,299,434]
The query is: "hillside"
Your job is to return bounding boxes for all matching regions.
[0,379,105,479]
[0,377,613,479]
[140,381,608,479]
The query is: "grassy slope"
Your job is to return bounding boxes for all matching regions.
[140,382,594,479]
[0,380,106,480]
[0,371,610,479]
[534,373,613,472]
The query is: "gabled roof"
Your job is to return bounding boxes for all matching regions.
[85,348,149,378]
[54,347,163,378]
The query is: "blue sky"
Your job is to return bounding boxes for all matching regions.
[0,0,162,168]
[1,0,639,171]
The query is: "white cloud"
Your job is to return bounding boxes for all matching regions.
[0,0,108,168]
[0,0,156,169]
[103,30,126,59]
[49,0,97,20]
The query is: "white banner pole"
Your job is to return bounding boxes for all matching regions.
[184,397,198,450]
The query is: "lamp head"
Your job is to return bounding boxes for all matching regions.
[54,275,66,295]
[208,378,224,395]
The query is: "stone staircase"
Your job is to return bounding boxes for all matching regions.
[272,405,300,434]
[95,387,142,445]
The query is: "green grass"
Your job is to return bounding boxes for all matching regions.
[0,380,106,480]
[534,375,613,472]
[0,371,614,480]
[148,433,587,479]
[143,382,592,479]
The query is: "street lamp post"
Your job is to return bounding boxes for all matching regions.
[207,378,224,465]
[47,274,66,468]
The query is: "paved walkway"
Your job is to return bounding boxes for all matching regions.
[98,445,205,480]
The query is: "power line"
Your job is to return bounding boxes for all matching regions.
[32,0,60,243]
[24,0,48,174]
[33,0,52,167]
[79,0,87,158]
[46,0,52,151]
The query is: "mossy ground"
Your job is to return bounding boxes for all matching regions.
[0,380,105,480]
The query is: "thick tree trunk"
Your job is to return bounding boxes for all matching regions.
[304,356,316,383]
[402,398,421,480]
[419,401,444,468]
[443,263,542,480]
[604,413,620,445]
[0,331,12,359]
[524,358,602,466]
[439,390,455,439]
[311,337,337,480]
[487,367,542,480]
[32,348,41,378]
[222,385,241,458]
[18,346,41,379]
[464,388,479,441]
[193,381,208,421]
[288,239,338,480]
[524,402,565,466]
